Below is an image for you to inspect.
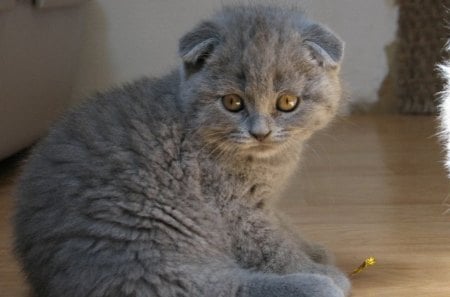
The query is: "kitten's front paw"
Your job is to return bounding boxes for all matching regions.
[329,268,351,296]
[245,273,346,297]
[304,264,351,296]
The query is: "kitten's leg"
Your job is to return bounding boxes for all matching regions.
[27,245,343,297]
[263,252,350,296]
[242,272,345,297]
[178,265,345,297]
[278,216,335,265]
[22,235,344,297]
[231,209,351,295]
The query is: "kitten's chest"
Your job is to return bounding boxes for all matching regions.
[198,158,284,208]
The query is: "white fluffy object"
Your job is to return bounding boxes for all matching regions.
[438,47,450,174]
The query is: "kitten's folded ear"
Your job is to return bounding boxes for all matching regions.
[178,21,221,76]
[303,23,344,69]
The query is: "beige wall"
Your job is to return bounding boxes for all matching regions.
[72,0,399,109]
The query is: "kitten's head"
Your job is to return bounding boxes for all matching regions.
[178,5,344,160]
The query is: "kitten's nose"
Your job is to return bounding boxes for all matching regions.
[250,130,272,142]
[249,115,271,142]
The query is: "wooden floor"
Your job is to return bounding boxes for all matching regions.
[1,115,449,296]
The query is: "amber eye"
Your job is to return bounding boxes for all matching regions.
[222,94,244,112]
[276,94,300,112]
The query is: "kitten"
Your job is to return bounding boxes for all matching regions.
[14,4,350,297]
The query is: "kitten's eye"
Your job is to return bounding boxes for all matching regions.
[276,94,300,112]
[222,94,244,112]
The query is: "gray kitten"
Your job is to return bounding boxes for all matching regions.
[14,4,350,297]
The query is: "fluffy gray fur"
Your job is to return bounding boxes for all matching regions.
[14,4,349,297]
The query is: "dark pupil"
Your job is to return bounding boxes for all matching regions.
[285,97,293,107]
[230,97,240,108]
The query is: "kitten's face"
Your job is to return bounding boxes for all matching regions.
[185,59,341,160]
[179,6,344,160]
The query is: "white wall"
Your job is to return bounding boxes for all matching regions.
[301,0,398,108]
[72,0,399,108]
[0,1,86,159]
[72,0,221,101]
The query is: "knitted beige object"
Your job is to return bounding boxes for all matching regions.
[396,0,449,114]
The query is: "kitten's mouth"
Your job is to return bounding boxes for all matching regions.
[253,143,274,149]
[246,142,281,156]
[228,137,284,158]
[247,143,280,159]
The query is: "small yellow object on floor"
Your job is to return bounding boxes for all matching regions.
[350,257,376,276]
